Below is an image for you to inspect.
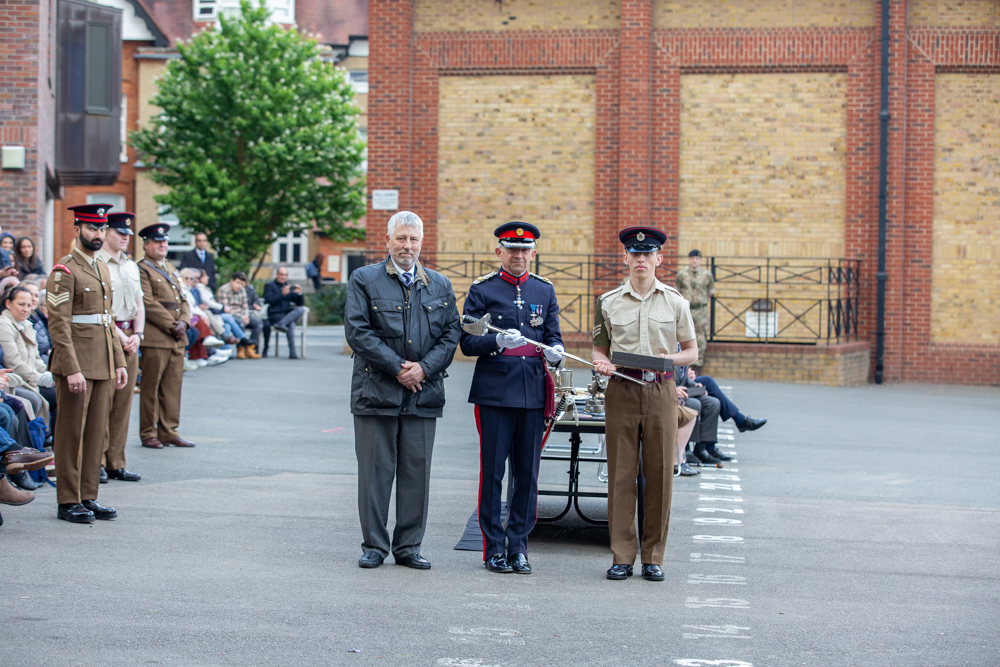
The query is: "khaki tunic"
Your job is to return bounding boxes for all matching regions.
[593,279,696,355]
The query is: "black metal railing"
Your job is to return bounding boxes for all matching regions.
[358,252,861,345]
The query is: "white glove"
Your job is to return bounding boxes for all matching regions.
[496,328,527,350]
[543,344,564,363]
[38,371,55,388]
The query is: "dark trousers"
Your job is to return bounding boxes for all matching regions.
[354,414,436,559]
[475,405,544,559]
[245,314,264,349]
[695,375,741,423]
[269,307,305,356]
[683,394,721,445]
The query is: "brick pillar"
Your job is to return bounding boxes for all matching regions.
[617,0,653,231]
[367,0,414,253]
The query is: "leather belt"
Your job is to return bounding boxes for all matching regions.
[615,368,674,383]
[501,344,542,358]
[160,301,178,310]
[72,314,113,326]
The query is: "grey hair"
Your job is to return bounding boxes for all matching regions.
[386,211,424,238]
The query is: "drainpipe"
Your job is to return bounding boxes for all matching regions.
[875,0,890,384]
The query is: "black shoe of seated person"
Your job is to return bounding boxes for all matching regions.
[737,416,767,432]
[8,471,40,490]
[693,442,722,465]
[706,445,732,461]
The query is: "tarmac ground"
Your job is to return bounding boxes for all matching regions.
[1,326,998,666]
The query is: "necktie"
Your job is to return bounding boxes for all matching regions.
[401,272,413,287]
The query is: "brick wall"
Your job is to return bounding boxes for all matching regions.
[909,0,998,26]
[655,0,877,28]
[415,0,621,32]
[702,341,871,386]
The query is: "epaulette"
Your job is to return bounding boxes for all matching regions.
[663,284,683,296]
[52,263,71,274]
[472,271,497,285]
[599,284,625,300]
[530,272,552,285]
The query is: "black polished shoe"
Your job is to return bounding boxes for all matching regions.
[395,553,431,570]
[99,466,108,484]
[106,468,142,482]
[358,550,385,568]
[685,452,702,466]
[606,564,634,580]
[81,499,117,520]
[706,445,732,461]
[641,564,665,581]
[693,442,722,465]
[58,503,95,524]
[485,552,513,573]
[509,553,531,574]
[679,462,700,476]
[737,416,767,432]
[8,471,40,490]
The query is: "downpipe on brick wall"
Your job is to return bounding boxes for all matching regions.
[875,0,890,384]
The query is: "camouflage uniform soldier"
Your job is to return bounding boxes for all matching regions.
[675,249,713,367]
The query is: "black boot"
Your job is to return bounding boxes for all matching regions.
[8,471,40,490]
[693,442,722,465]
[706,444,732,461]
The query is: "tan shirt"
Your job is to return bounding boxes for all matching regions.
[97,249,143,321]
[593,278,696,356]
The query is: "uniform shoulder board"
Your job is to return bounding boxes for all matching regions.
[599,284,625,300]
[472,271,498,285]
[530,272,553,285]
[663,284,683,296]
[52,263,71,274]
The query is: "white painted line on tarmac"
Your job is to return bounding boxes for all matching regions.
[682,625,751,639]
[685,597,750,609]
[693,518,743,525]
[690,553,745,563]
[697,508,744,514]
[693,535,744,542]
[688,574,747,585]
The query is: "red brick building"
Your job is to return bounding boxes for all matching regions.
[366,0,999,385]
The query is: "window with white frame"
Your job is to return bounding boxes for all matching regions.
[358,127,367,172]
[272,230,307,264]
[86,193,125,214]
[157,206,194,251]
[193,0,294,23]
[119,97,128,163]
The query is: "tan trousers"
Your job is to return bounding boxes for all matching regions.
[604,377,677,566]
[104,329,139,470]
[139,346,184,441]
[54,374,114,505]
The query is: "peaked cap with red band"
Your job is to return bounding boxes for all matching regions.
[618,226,667,253]
[68,203,113,226]
[106,212,136,235]
[494,221,540,249]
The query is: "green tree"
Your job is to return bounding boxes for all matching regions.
[131,0,365,278]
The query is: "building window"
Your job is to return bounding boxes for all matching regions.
[194,0,294,23]
[272,230,307,264]
[86,22,113,115]
[349,71,368,94]
[120,96,128,163]
[87,193,125,214]
[358,127,367,172]
[157,206,194,262]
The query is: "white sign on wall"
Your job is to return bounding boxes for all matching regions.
[372,189,399,211]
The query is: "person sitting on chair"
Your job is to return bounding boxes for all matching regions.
[263,266,305,359]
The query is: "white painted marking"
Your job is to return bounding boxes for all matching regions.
[700,474,741,481]
[693,535,744,542]
[699,497,743,502]
[688,574,747,585]
[718,434,736,440]
[690,553,746,564]
[676,661,752,667]
[718,428,735,434]
[682,625,751,639]
[697,507,744,514]
[448,627,525,646]
[685,597,750,609]
[693,518,742,525]
[437,660,505,667]
[700,484,742,491]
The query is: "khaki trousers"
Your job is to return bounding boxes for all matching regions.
[54,374,114,505]
[604,377,677,566]
[139,346,184,441]
[104,329,139,470]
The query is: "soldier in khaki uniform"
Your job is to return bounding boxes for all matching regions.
[136,224,195,449]
[46,204,128,524]
[674,249,713,368]
[97,212,145,481]
[592,227,698,582]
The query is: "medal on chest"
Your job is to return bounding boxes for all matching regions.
[513,286,525,310]
[529,304,544,327]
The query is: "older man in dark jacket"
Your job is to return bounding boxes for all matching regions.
[345,211,460,571]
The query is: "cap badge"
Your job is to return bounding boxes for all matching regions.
[126,219,131,227]
[158,227,165,234]
[97,208,106,216]
[636,232,645,241]
[516,228,524,237]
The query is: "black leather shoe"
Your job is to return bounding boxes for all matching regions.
[107,468,142,482]
[509,553,531,574]
[395,553,431,570]
[606,564,634,580]
[58,503,95,523]
[358,550,384,568]
[485,552,512,573]
[679,462,700,476]
[641,564,665,581]
[737,416,767,432]
[8,471,40,490]
[81,499,117,520]
[706,445,732,461]
[685,452,702,466]
[99,467,108,484]
[693,442,722,465]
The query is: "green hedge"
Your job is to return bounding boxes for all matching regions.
[308,284,349,325]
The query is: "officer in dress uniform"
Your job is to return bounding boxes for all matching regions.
[137,224,194,449]
[46,204,128,523]
[97,212,144,482]
[461,222,564,575]
[592,227,698,581]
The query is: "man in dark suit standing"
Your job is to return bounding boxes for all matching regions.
[180,233,217,292]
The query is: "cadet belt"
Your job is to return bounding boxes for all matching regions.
[501,344,542,358]
[159,301,178,310]
[615,368,673,383]
[72,314,113,326]
[115,319,134,330]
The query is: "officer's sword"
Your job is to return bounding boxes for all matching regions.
[460,314,648,387]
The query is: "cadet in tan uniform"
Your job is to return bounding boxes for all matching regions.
[137,224,194,449]
[97,212,145,481]
[46,204,128,523]
[592,227,698,581]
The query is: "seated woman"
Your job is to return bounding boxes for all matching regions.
[23,283,52,363]
[14,237,45,279]
[178,269,227,367]
[0,286,56,427]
